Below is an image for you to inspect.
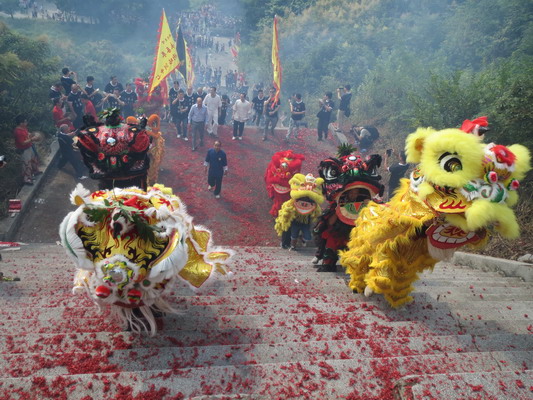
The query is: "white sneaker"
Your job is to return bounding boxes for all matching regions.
[184,137,189,141]
[215,195,221,199]
[238,137,243,140]
[232,137,236,140]
[208,185,214,191]
[311,256,319,264]
[79,176,88,180]
[177,135,182,138]
[364,286,374,297]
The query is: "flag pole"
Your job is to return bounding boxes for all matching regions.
[271,15,282,105]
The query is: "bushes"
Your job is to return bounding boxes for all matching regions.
[238,0,533,152]
[0,17,155,216]
[0,22,58,212]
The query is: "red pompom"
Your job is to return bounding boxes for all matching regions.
[127,288,142,304]
[509,179,520,190]
[487,171,498,183]
[95,285,111,298]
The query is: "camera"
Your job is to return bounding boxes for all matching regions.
[386,149,393,157]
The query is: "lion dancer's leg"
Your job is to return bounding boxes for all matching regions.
[340,237,375,294]
[318,229,349,272]
[341,252,372,294]
[364,239,435,307]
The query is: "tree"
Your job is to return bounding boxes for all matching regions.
[0,0,20,18]
[0,22,59,214]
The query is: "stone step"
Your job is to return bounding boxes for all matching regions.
[395,370,533,400]
[2,319,531,360]
[2,260,512,280]
[2,298,532,323]
[0,351,530,399]
[3,310,531,351]
[1,283,532,312]
[3,279,529,304]
[2,246,520,278]
[2,333,531,378]
[1,302,531,337]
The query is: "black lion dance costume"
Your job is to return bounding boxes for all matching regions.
[76,108,151,190]
[314,145,384,272]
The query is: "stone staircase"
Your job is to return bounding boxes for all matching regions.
[0,244,531,399]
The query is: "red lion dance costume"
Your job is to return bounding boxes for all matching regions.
[265,150,305,217]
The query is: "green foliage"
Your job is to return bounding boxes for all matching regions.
[409,70,485,130]
[52,0,189,25]
[480,57,533,149]
[237,0,533,155]
[0,22,59,215]
[0,22,57,139]
[0,0,19,18]
[240,0,317,38]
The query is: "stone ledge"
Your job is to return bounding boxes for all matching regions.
[0,143,58,242]
[452,251,533,282]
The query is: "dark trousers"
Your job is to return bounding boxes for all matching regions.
[58,149,86,178]
[208,174,223,195]
[281,230,291,249]
[191,121,205,149]
[218,110,227,125]
[253,111,263,126]
[99,175,147,191]
[317,119,330,139]
[175,116,188,137]
[233,120,245,137]
[73,111,83,129]
[263,115,278,138]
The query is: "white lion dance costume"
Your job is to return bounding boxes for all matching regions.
[60,184,232,335]
[340,127,531,308]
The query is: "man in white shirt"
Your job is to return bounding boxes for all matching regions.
[232,92,252,140]
[203,86,222,137]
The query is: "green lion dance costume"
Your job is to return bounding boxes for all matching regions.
[60,184,232,335]
[340,127,531,307]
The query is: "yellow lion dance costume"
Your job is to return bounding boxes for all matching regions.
[275,173,325,249]
[340,127,531,307]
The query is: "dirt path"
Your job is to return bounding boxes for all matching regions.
[13,124,342,246]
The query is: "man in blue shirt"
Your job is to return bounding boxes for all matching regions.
[204,140,228,199]
[188,97,209,151]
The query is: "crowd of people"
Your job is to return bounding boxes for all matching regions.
[41,63,396,188]
[171,4,240,37]
[12,0,398,204]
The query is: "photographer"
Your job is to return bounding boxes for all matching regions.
[60,67,77,94]
[351,125,379,151]
[336,85,352,134]
[317,92,334,141]
[384,149,409,200]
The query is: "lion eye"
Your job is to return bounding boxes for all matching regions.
[439,153,462,172]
